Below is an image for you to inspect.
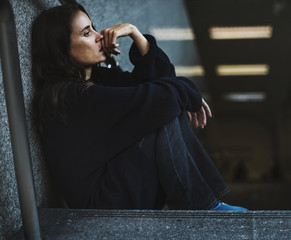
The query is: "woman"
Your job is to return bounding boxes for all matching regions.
[31,3,246,210]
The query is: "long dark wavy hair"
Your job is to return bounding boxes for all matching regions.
[31,3,93,134]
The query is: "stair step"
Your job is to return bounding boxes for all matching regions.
[14,208,291,239]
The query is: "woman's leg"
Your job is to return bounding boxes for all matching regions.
[155,111,229,210]
[178,111,229,199]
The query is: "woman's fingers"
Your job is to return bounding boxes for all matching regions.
[101,29,110,56]
[104,29,117,55]
[202,98,212,117]
[187,111,192,122]
[190,105,207,129]
[188,99,213,129]
[100,30,110,56]
[101,29,119,55]
[101,23,135,55]
[192,113,199,127]
[198,107,207,128]
[108,30,119,54]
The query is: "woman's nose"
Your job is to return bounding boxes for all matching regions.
[96,32,103,42]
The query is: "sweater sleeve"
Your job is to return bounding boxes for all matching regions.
[65,76,201,164]
[90,34,176,87]
[129,34,176,81]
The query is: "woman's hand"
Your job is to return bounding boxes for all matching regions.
[187,99,212,128]
[101,23,149,57]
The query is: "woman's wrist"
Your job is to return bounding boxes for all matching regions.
[130,25,150,56]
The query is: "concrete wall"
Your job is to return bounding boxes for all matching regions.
[0,0,196,239]
[0,0,149,239]
[0,2,59,239]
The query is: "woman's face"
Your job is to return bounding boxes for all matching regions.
[69,10,106,68]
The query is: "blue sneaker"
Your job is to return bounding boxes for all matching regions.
[211,202,248,211]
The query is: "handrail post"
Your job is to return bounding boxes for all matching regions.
[0,0,41,239]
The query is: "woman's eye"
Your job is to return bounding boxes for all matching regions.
[84,31,90,37]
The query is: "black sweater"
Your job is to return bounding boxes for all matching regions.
[42,35,202,209]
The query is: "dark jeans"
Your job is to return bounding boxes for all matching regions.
[140,111,229,210]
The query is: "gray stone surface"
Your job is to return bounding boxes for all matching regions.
[13,209,291,240]
[0,1,60,239]
[1,1,200,239]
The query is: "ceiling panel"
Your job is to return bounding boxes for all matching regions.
[184,0,291,118]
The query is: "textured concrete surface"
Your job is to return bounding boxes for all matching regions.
[13,209,291,240]
[0,1,60,239]
[0,1,199,239]
[0,0,148,239]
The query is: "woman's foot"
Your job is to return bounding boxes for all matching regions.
[211,202,248,211]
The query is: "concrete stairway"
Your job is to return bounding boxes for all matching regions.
[13,208,291,239]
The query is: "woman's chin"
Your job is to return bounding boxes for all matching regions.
[99,55,107,63]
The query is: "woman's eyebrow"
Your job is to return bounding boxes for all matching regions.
[80,25,90,34]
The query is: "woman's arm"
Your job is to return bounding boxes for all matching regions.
[99,24,175,84]
[101,23,149,56]
[187,99,212,129]
[129,26,149,56]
